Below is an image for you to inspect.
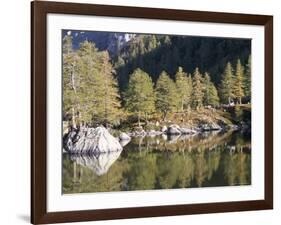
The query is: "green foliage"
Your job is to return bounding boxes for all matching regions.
[63,40,121,127]
[244,55,251,98]
[97,51,121,125]
[63,34,73,54]
[63,32,252,128]
[220,62,235,104]
[114,35,250,91]
[63,132,251,193]
[124,68,155,123]
[127,153,157,190]
[155,71,180,119]
[63,35,81,128]
[192,67,204,109]
[175,67,192,111]
[233,59,245,104]
[203,72,220,107]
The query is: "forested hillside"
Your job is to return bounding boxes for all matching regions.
[114,34,251,90]
[62,31,251,130]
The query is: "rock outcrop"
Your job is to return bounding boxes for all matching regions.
[64,126,122,154]
[161,126,168,133]
[119,132,131,141]
[166,124,181,135]
[200,123,222,131]
[180,127,197,135]
[147,130,162,136]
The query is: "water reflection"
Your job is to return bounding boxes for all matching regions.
[70,150,123,176]
[63,131,251,194]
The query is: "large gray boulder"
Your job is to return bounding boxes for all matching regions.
[64,126,122,154]
[161,126,168,133]
[180,127,197,135]
[167,124,181,135]
[201,123,222,131]
[147,130,162,136]
[119,132,131,141]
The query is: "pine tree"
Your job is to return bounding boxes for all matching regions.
[155,71,179,120]
[99,51,121,126]
[175,67,192,111]
[220,62,235,104]
[192,67,204,109]
[203,72,220,107]
[244,55,251,99]
[125,68,155,126]
[233,59,245,104]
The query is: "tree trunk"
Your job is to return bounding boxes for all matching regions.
[73,161,77,183]
[145,112,148,124]
[71,107,76,129]
[163,111,167,121]
[138,112,141,127]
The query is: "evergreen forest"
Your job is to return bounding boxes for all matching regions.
[62,31,251,132]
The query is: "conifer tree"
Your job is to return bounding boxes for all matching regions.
[155,71,179,120]
[203,72,220,107]
[75,41,121,126]
[220,62,235,104]
[233,59,245,104]
[209,84,220,107]
[63,34,80,128]
[192,67,204,109]
[244,55,251,99]
[63,34,73,54]
[99,51,121,126]
[125,68,155,126]
[175,67,192,111]
[77,41,102,124]
[187,74,193,110]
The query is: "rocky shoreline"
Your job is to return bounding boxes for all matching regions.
[63,120,250,154]
[122,122,223,139]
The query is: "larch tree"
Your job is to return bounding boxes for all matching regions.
[77,40,102,125]
[63,34,80,128]
[244,55,251,99]
[192,67,204,109]
[175,67,192,111]
[208,84,220,107]
[233,59,245,104]
[155,71,179,120]
[203,72,220,107]
[99,51,121,126]
[76,41,121,126]
[220,62,235,104]
[125,68,155,126]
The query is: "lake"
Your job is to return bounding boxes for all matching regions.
[62,131,251,194]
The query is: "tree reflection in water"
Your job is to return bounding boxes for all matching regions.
[63,131,251,194]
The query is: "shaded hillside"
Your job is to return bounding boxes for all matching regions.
[114,34,251,90]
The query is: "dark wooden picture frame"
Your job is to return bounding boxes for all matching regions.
[31,1,273,224]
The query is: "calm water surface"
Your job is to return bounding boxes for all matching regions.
[62,131,251,194]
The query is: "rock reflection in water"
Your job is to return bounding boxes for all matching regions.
[70,150,123,176]
[63,131,251,194]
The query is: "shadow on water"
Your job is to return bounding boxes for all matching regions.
[63,131,251,194]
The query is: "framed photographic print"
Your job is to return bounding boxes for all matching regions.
[31,1,273,224]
